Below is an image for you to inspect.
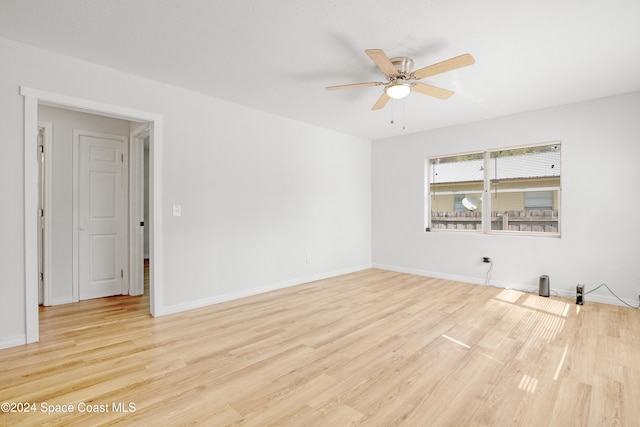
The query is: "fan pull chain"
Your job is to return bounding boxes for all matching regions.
[390,99,395,125]
[402,99,406,130]
[389,99,407,130]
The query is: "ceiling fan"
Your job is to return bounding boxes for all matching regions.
[326,49,475,110]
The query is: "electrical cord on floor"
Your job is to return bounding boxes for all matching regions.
[484,261,493,285]
[585,283,640,309]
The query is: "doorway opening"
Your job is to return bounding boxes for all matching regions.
[37,122,53,306]
[22,87,164,344]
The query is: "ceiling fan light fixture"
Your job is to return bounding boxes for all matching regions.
[386,83,411,99]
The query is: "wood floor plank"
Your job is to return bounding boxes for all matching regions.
[1,268,639,425]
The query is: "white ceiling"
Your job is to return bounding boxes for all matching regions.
[1,0,639,140]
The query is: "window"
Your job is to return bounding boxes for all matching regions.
[427,142,561,235]
[454,194,466,212]
[428,152,484,231]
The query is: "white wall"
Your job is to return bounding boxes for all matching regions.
[38,105,133,304]
[0,37,371,348]
[372,92,640,305]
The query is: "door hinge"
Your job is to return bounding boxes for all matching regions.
[39,272,44,281]
[39,208,44,217]
[121,153,124,162]
[121,269,124,278]
[39,145,44,153]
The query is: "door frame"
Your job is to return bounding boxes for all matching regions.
[21,87,164,344]
[72,129,129,301]
[38,121,53,307]
[129,124,149,296]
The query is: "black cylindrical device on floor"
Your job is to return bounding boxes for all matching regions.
[539,275,550,297]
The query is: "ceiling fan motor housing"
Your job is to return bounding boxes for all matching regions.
[390,57,414,78]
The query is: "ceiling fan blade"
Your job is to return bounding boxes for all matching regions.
[325,81,384,91]
[365,49,399,77]
[412,53,475,80]
[412,82,454,99]
[371,92,391,110]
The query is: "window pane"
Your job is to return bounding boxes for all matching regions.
[429,153,484,231]
[491,189,559,233]
[489,144,560,234]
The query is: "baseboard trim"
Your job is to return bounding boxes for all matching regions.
[0,334,26,350]
[159,264,372,316]
[372,263,638,308]
[372,263,518,289]
[50,296,74,306]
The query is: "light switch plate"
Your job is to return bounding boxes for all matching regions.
[172,204,181,217]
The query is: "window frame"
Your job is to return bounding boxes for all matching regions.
[426,141,561,237]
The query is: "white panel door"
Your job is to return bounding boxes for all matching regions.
[78,134,124,300]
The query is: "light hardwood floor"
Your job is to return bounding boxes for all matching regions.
[1,268,639,426]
